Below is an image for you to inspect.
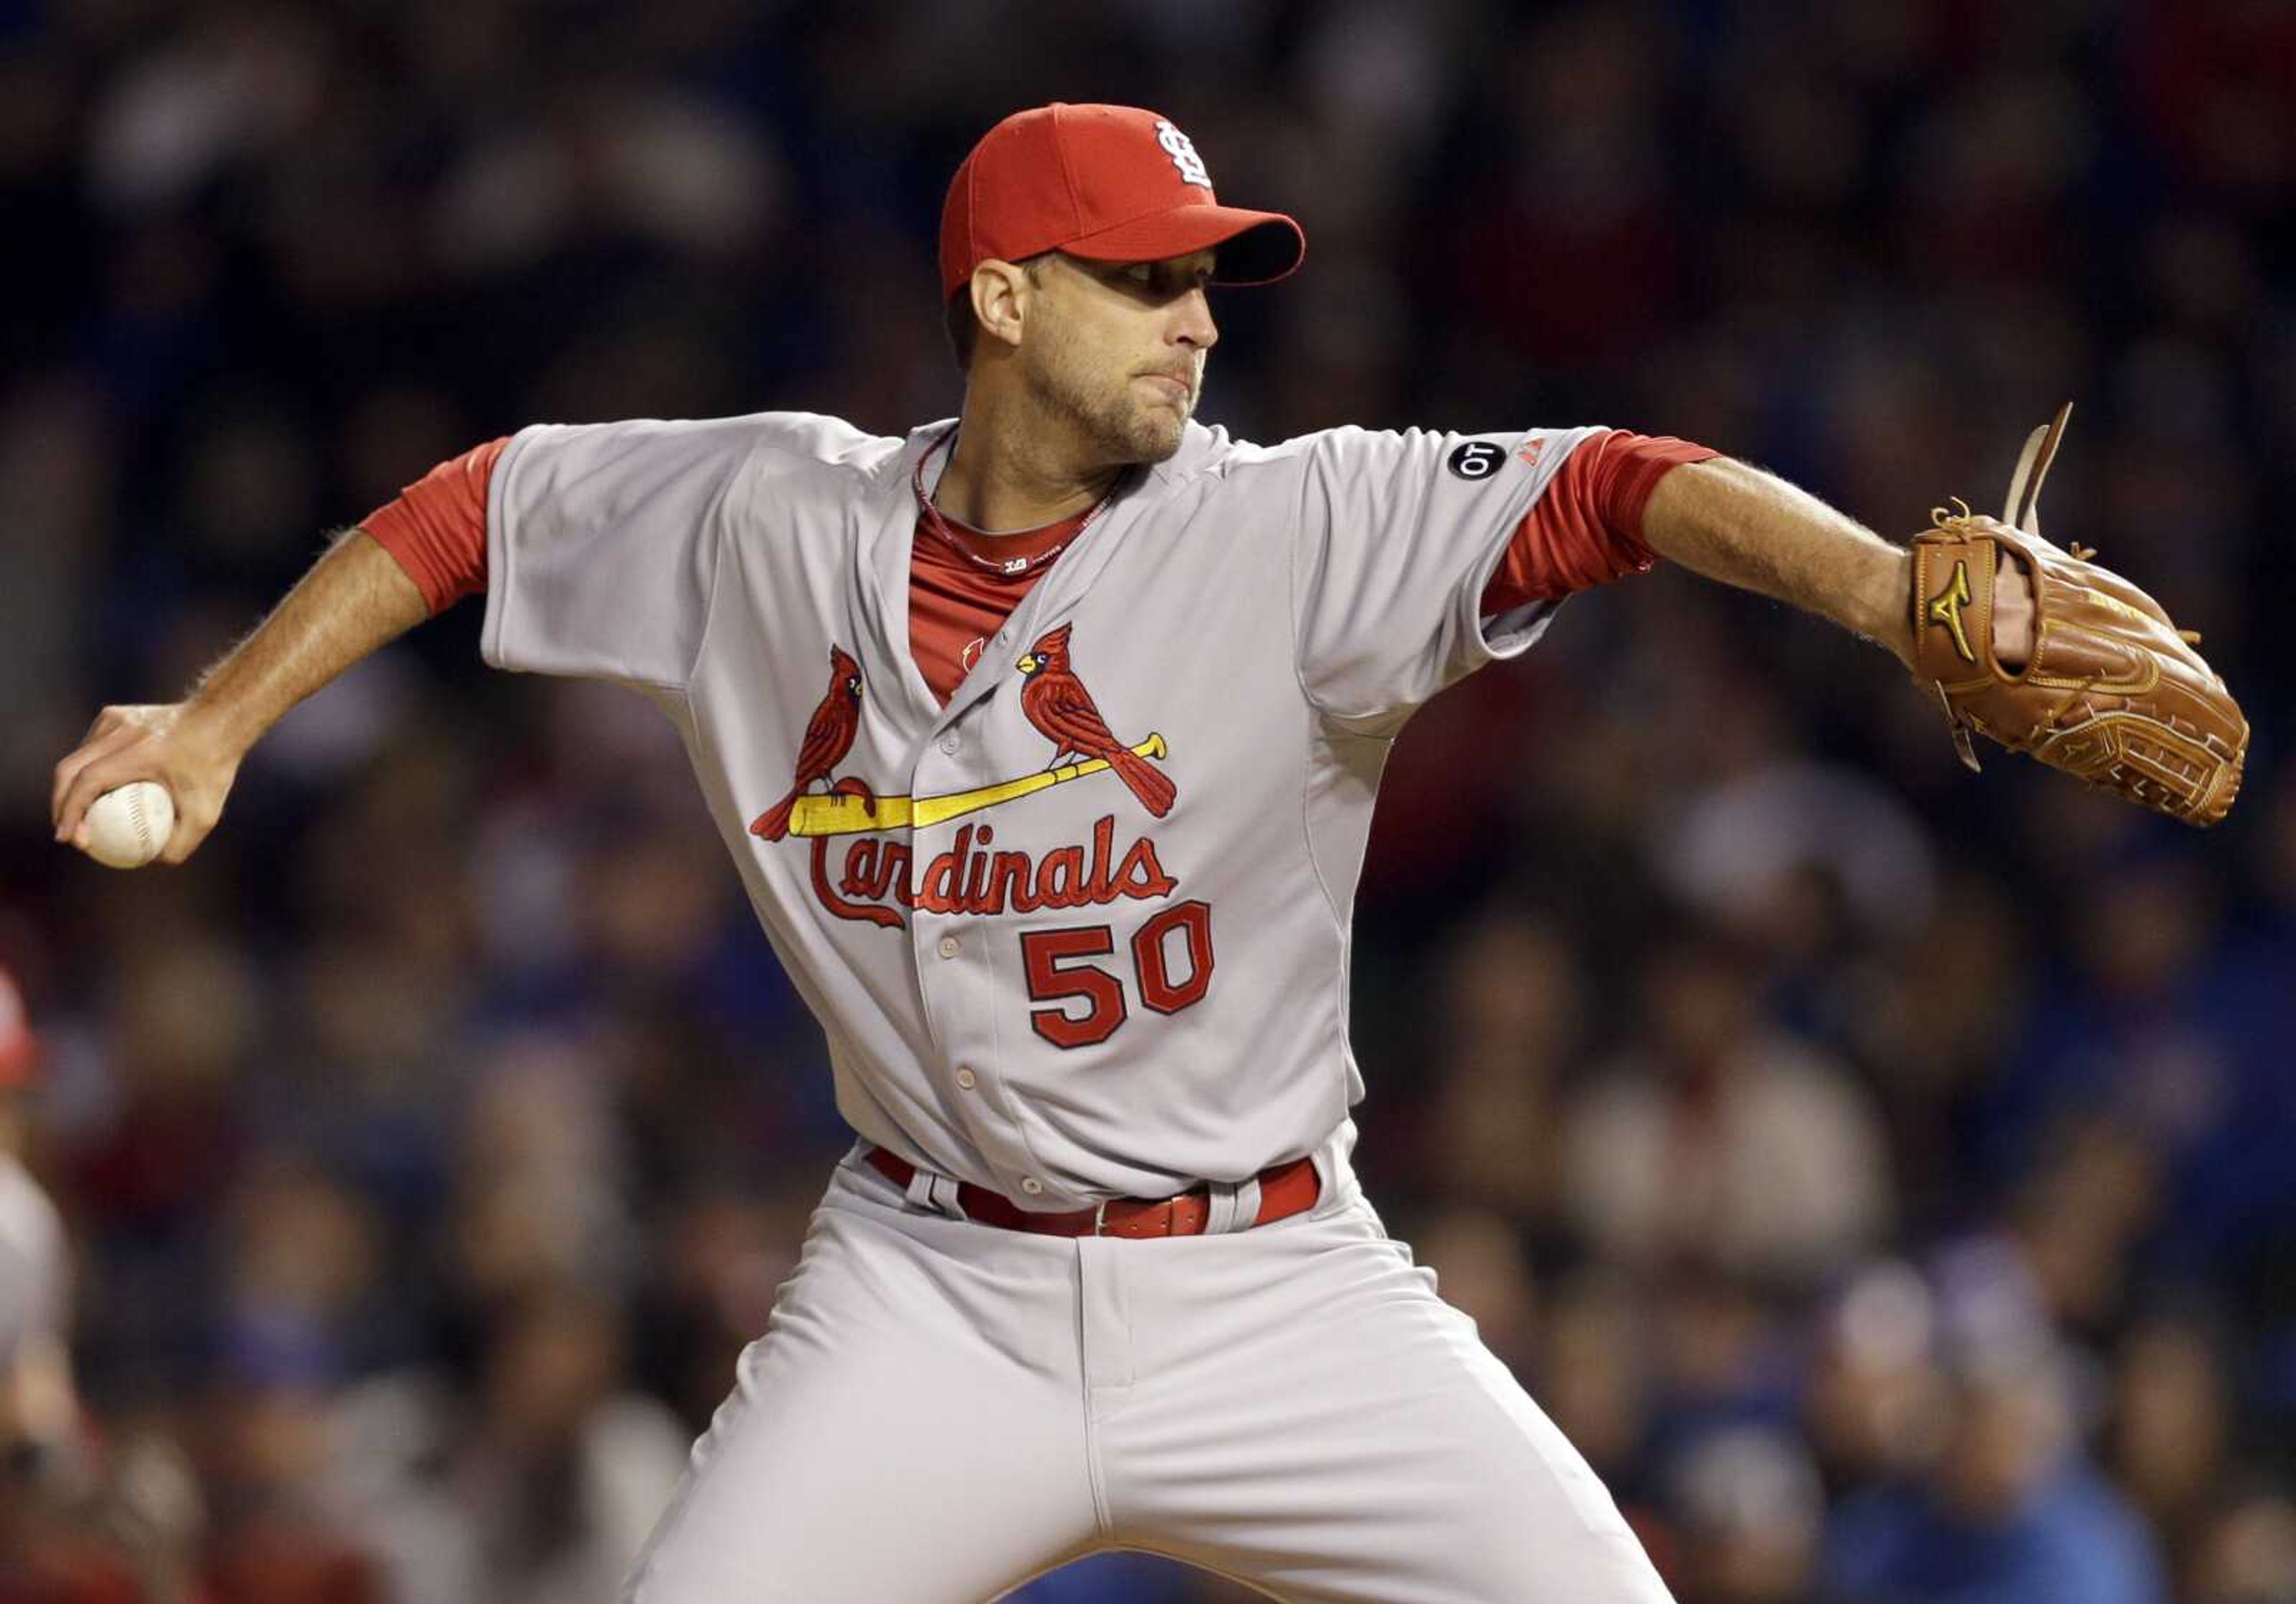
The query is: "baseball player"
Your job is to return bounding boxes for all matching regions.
[1,966,204,1604]
[0,965,72,1480]
[50,103,2242,1602]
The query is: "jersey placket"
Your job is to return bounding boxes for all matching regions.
[902,708,1048,1201]
[817,464,1027,1194]
[895,471,1159,1209]
[891,444,1051,1200]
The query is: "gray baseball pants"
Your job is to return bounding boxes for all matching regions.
[622,1151,1673,1603]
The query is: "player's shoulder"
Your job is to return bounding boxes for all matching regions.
[1139,423,1323,511]
[738,411,911,474]
[502,410,911,486]
[1148,420,1311,487]
[1156,420,1591,481]
[1158,420,1628,514]
[1146,424,1499,521]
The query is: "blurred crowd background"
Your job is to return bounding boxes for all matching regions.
[2,2,2292,1601]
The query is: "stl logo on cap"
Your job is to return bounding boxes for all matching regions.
[1155,120,1212,189]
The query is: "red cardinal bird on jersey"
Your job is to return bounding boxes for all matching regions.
[1017,624,1176,818]
[750,646,872,841]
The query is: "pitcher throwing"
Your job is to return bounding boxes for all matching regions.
[50,103,2242,1602]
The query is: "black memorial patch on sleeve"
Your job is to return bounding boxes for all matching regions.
[1446,441,1507,481]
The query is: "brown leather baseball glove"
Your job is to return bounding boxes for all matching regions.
[1909,403,2246,826]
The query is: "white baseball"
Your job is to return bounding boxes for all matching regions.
[81,781,176,869]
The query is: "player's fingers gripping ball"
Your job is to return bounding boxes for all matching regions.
[1909,403,2247,826]
[78,781,176,868]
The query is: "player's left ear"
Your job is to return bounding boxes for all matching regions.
[970,259,1033,353]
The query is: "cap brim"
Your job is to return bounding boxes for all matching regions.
[1060,204,1305,286]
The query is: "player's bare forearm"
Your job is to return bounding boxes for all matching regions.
[1641,457,1916,670]
[184,527,429,754]
[51,528,429,858]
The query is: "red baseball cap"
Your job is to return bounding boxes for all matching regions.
[940,103,1305,299]
[0,965,35,1089]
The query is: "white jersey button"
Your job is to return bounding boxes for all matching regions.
[939,733,960,754]
[954,1067,977,1090]
[1019,1177,1043,1195]
[936,935,961,959]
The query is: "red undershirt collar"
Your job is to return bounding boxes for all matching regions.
[912,427,1118,578]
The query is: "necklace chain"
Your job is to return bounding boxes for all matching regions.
[912,428,1118,576]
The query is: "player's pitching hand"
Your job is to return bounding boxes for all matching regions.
[51,703,244,866]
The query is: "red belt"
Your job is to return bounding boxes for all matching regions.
[865,1147,1321,1239]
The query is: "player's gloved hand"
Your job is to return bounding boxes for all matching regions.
[1990,548,2035,668]
[1907,402,2247,826]
[50,702,245,864]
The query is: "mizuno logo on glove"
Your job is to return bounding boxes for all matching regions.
[1926,560,1977,663]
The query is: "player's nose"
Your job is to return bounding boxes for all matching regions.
[1172,286,1218,351]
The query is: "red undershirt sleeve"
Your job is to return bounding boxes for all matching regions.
[358,436,508,614]
[1480,430,1719,615]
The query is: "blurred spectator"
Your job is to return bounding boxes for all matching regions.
[2110,1313,2236,1568]
[1561,924,1894,1287]
[2002,1116,2163,1340]
[1651,1269,1800,1438]
[0,964,82,1585]
[1657,756,1938,953]
[197,1357,380,1604]
[442,1287,687,1604]
[1986,850,2263,1225]
[1823,1316,2166,1604]
[2,964,205,1603]
[2185,1486,2296,1604]
[1805,1261,1949,1496]
[1845,873,2032,1230]
[1,967,68,1434]
[1532,1271,1656,1495]
[1419,908,1586,1233]
[1665,1425,1825,1604]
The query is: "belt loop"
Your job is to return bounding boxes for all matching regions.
[903,1163,967,1221]
[1226,1176,1263,1233]
[1202,1180,1238,1235]
[1205,1177,1259,1235]
[901,1164,936,1211]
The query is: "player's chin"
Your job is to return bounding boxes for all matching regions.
[1129,418,1186,464]
[1123,396,1190,461]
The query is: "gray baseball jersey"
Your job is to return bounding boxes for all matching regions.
[479,411,1677,1603]
[483,414,1599,1208]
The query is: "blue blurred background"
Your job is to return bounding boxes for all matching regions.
[2,2,2291,1600]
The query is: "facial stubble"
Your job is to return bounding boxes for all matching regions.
[1024,323,1193,468]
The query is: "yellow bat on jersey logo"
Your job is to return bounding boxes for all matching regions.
[787,735,1170,838]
